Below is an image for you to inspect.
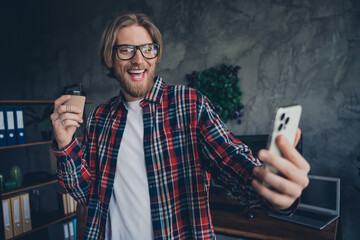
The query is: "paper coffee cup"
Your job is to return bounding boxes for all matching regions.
[62,90,86,118]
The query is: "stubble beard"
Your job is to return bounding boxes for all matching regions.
[114,65,155,99]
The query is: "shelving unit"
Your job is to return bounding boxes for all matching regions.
[1,99,94,240]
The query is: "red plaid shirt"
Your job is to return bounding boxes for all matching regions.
[54,77,266,239]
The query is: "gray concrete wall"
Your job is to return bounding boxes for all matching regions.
[1,0,359,239]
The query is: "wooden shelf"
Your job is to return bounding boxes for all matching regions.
[0,140,53,150]
[1,178,58,198]
[0,100,95,104]
[0,100,55,104]
[10,211,76,240]
[0,137,83,150]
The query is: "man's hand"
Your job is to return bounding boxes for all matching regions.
[251,129,310,210]
[50,95,84,149]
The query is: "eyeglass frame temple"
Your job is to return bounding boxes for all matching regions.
[113,43,160,60]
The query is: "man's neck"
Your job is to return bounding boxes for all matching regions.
[121,91,145,102]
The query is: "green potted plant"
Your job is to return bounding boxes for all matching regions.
[186,64,244,124]
[25,104,54,140]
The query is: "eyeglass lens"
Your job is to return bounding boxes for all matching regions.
[116,44,159,60]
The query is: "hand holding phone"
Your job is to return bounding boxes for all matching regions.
[252,104,309,209]
[265,105,302,174]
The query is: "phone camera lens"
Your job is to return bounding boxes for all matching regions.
[285,117,290,124]
[278,124,283,131]
[280,113,285,120]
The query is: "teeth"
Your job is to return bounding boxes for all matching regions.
[128,69,145,74]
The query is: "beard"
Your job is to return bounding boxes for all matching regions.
[114,64,155,99]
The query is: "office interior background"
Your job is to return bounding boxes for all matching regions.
[1,0,359,239]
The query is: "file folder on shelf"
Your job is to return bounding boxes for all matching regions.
[0,108,6,146]
[63,222,70,240]
[68,220,75,240]
[68,194,75,214]
[67,193,72,214]
[20,193,32,232]
[2,198,14,239]
[14,107,26,144]
[73,218,77,240]
[5,108,16,145]
[58,192,77,215]
[11,195,23,236]
[58,191,69,215]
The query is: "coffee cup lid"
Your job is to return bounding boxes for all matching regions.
[62,89,86,96]
[61,83,86,96]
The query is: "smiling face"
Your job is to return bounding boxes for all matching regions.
[113,25,158,102]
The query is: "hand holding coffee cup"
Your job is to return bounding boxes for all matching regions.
[51,89,86,149]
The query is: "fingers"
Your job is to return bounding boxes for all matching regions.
[53,95,82,120]
[253,166,303,199]
[51,112,83,126]
[276,134,310,173]
[55,102,82,117]
[51,96,83,127]
[294,128,301,147]
[252,178,297,209]
[258,149,309,189]
[60,119,81,128]
[54,95,71,110]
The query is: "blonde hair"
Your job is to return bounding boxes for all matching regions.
[99,13,163,78]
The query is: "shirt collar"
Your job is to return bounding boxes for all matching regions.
[143,76,164,104]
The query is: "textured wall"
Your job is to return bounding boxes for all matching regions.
[1,0,359,238]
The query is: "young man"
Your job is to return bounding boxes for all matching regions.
[51,13,310,240]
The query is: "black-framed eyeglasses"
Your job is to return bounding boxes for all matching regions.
[113,43,160,60]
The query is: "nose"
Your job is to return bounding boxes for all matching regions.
[131,49,144,64]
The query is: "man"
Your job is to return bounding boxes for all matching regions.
[51,13,310,240]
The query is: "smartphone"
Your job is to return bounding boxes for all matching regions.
[265,105,302,174]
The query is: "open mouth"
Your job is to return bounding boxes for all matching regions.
[128,69,146,81]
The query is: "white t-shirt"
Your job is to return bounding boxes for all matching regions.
[105,99,153,240]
